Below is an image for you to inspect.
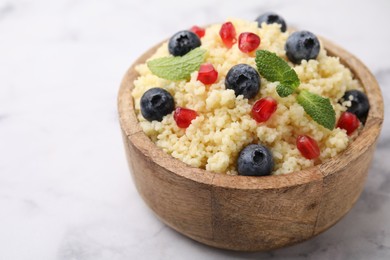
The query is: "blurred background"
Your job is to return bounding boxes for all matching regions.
[0,0,389,259]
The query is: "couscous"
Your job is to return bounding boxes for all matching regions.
[131,15,368,176]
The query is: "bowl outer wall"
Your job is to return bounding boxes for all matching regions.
[118,36,384,251]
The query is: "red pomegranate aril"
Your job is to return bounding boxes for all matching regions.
[238,32,261,53]
[219,22,237,48]
[190,26,205,38]
[174,107,198,128]
[251,97,277,123]
[197,63,218,85]
[296,135,320,160]
[337,111,360,135]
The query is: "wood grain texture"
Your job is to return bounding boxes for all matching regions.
[118,37,384,251]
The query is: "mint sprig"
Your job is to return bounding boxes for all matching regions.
[255,50,299,96]
[255,50,335,130]
[297,90,336,130]
[147,48,207,81]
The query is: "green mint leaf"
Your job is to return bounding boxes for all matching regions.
[297,90,336,130]
[255,50,300,97]
[276,84,294,97]
[147,48,207,81]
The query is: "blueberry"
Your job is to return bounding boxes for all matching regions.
[225,64,261,99]
[256,12,287,32]
[140,88,175,122]
[168,30,201,56]
[340,90,370,124]
[237,144,274,176]
[285,31,320,64]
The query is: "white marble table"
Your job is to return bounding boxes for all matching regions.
[1,0,389,259]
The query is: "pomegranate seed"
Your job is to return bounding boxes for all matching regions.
[337,111,360,135]
[251,97,277,123]
[174,107,198,128]
[197,63,218,85]
[238,32,261,53]
[296,135,320,160]
[190,25,205,38]
[219,22,237,48]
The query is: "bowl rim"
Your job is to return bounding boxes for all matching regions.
[118,35,384,190]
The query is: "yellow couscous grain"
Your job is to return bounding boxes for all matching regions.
[131,19,362,175]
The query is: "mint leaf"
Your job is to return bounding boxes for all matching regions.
[255,50,300,97]
[276,84,294,97]
[256,50,336,130]
[147,48,207,81]
[297,90,336,130]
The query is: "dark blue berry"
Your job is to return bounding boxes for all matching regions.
[341,90,370,124]
[285,31,320,64]
[225,64,261,99]
[140,88,175,122]
[168,30,201,56]
[237,144,274,176]
[256,12,287,32]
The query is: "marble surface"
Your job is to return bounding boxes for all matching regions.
[0,0,389,259]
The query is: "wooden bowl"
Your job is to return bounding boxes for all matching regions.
[118,37,384,251]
